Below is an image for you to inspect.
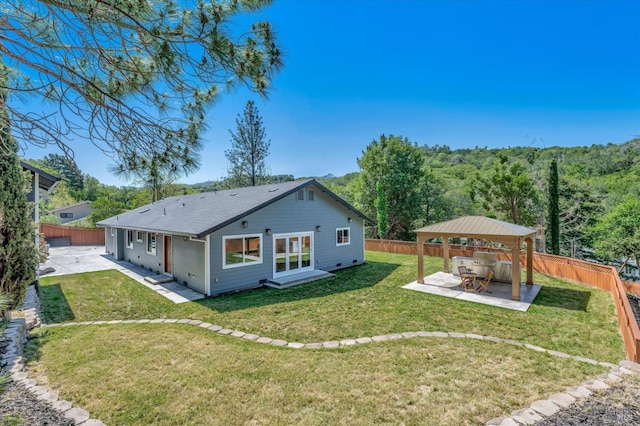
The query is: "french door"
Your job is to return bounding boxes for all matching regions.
[273,232,313,278]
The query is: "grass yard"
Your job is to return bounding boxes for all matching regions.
[38,251,624,363]
[26,324,606,426]
[28,251,626,424]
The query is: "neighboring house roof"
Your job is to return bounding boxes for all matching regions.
[414,216,537,240]
[47,200,92,214]
[21,161,60,191]
[97,179,374,238]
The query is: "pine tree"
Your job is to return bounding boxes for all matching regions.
[0,129,37,309]
[1,1,282,173]
[225,101,271,187]
[548,159,560,255]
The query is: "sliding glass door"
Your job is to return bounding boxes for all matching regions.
[273,232,313,277]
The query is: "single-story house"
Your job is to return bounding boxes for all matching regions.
[47,201,94,224]
[97,179,374,296]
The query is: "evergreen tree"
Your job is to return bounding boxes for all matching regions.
[0,133,37,308]
[357,134,425,240]
[375,181,388,239]
[1,0,282,173]
[225,100,271,187]
[548,159,560,255]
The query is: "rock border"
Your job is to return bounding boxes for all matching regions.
[3,286,105,426]
[13,284,640,425]
[43,320,616,368]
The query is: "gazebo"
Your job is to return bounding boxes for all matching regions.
[414,216,537,301]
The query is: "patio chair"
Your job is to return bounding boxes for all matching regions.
[476,270,493,293]
[458,266,476,292]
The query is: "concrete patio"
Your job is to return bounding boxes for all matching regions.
[403,271,542,312]
[39,246,204,304]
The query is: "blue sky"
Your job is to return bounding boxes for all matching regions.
[22,0,640,186]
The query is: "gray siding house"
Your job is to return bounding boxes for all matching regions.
[47,201,94,224]
[97,179,374,296]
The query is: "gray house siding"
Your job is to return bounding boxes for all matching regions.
[172,237,206,294]
[50,202,93,224]
[207,186,365,295]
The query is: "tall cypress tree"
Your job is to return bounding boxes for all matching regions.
[0,69,38,308]
[375,181,388,239]
[548,159,560,255]
[0,141,38,308]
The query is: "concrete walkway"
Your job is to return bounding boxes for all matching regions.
[40,246,204,304]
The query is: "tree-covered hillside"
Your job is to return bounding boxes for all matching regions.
[319,137,640,278]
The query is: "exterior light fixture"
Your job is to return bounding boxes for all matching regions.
[316,226,321,232]
[242,221,248,228]
[265,228,271,235]
[348,217,352,223]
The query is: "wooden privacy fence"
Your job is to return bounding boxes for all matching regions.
[365,239,640,362]
[39,223,105,246]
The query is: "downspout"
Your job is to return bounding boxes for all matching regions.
[205,234,211,296]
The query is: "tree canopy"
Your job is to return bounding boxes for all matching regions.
[357,134,424,240]
[1,0,282,174]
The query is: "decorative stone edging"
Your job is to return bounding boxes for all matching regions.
[43,319,617,368]
[12,284,640,425]
[3,286,105,426]
[485,360,640,425]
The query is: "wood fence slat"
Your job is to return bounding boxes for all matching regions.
[39,223,105,245]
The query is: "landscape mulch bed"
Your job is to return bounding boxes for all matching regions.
[535,373,640,425]
[0,332,73,426]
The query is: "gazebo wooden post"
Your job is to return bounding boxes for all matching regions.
[526,237,533,285]
[417,235,425,284]
[511,243,521,301]
[442,237,450,273]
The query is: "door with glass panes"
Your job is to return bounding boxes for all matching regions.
[273,233,313,277]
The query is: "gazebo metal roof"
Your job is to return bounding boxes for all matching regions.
[414,216,537,241]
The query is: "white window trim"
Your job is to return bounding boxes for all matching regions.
[136,231,143,242]
[336,227,351,246]
[146,232,157,256]
[222,233,263,269]
[126,230,134,249]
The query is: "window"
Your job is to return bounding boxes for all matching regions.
[147,232,157,255]
[136,231,143,242]
[307,189,315,201]
[336,228,350,246]
[223,234,262,269]
[296,189,305,201]
[59,212,73,218]
[126,230,134,249]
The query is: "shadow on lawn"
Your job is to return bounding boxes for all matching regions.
[197,260,400,312]
[37,283,75,323]
[532,286,591,312]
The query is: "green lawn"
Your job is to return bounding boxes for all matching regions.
[38,251,624,363]
[28,250,625,425]
[27,324,606,426]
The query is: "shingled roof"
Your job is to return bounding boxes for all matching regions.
[97,178,373,238]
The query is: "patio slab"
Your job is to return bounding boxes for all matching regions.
[402,271,541,312]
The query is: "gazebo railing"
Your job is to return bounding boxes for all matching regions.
[365,239,640,362]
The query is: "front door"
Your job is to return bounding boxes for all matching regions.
[273,232,313,278]
[164,235,172,275]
